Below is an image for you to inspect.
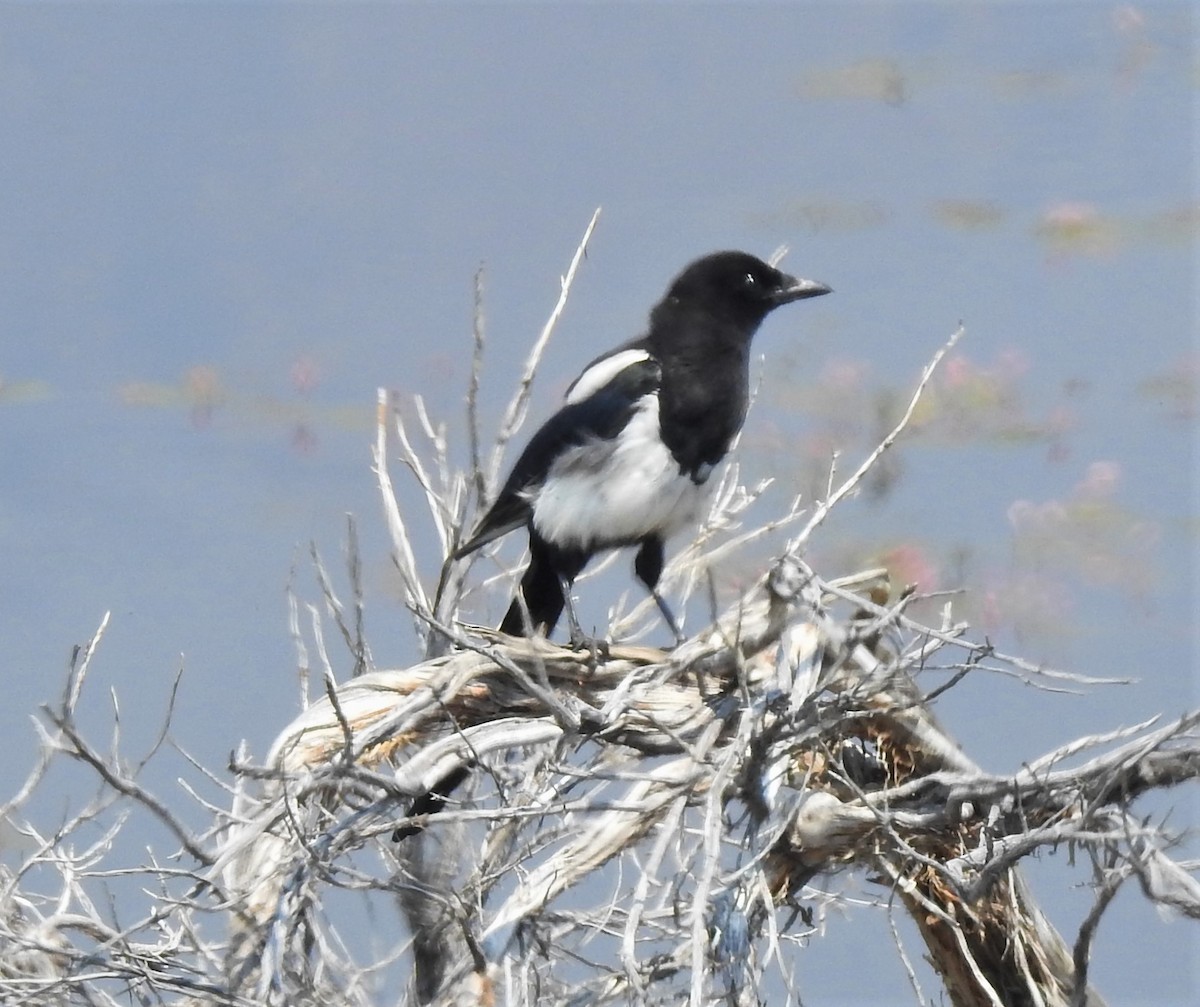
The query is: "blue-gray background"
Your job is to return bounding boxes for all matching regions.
[0,3,1195,1003]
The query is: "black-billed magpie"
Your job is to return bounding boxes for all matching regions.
[395,252,830,842]
[457,250,831,642]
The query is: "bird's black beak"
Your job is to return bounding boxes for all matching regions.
[774,274,833,304]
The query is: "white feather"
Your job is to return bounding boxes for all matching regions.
[564,348,653,405]
[530,394,707,550]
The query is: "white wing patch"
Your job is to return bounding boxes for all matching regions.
[565,348,653,405]
[531,394,709,550]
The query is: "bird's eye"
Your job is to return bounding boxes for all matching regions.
[743,272,757,288]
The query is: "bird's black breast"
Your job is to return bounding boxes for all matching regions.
[652,330,750,482]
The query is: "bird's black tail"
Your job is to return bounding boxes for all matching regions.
[500,536,587,636]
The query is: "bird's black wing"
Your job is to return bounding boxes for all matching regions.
[454,355,661,558]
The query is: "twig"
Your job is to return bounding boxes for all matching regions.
[487,207,602,488]
[63,611,111,718]
[467,263,488,506]
[788,324,963,551]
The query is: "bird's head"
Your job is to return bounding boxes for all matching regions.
[664,250,831,331]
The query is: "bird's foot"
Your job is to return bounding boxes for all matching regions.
[560,584,610,658]
[567,628,611,662]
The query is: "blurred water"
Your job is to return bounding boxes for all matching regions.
[0,4,1195,1002]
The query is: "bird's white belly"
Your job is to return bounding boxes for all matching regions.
[530,396,706,550]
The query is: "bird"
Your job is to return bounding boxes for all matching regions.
[396,251,831,842]
[452,249,831,644]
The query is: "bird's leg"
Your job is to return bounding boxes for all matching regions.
[558,574,593,650]
[503,537,583,638]
[634,538,685,646]
[554,574,610,659]
[650,588,685,647]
